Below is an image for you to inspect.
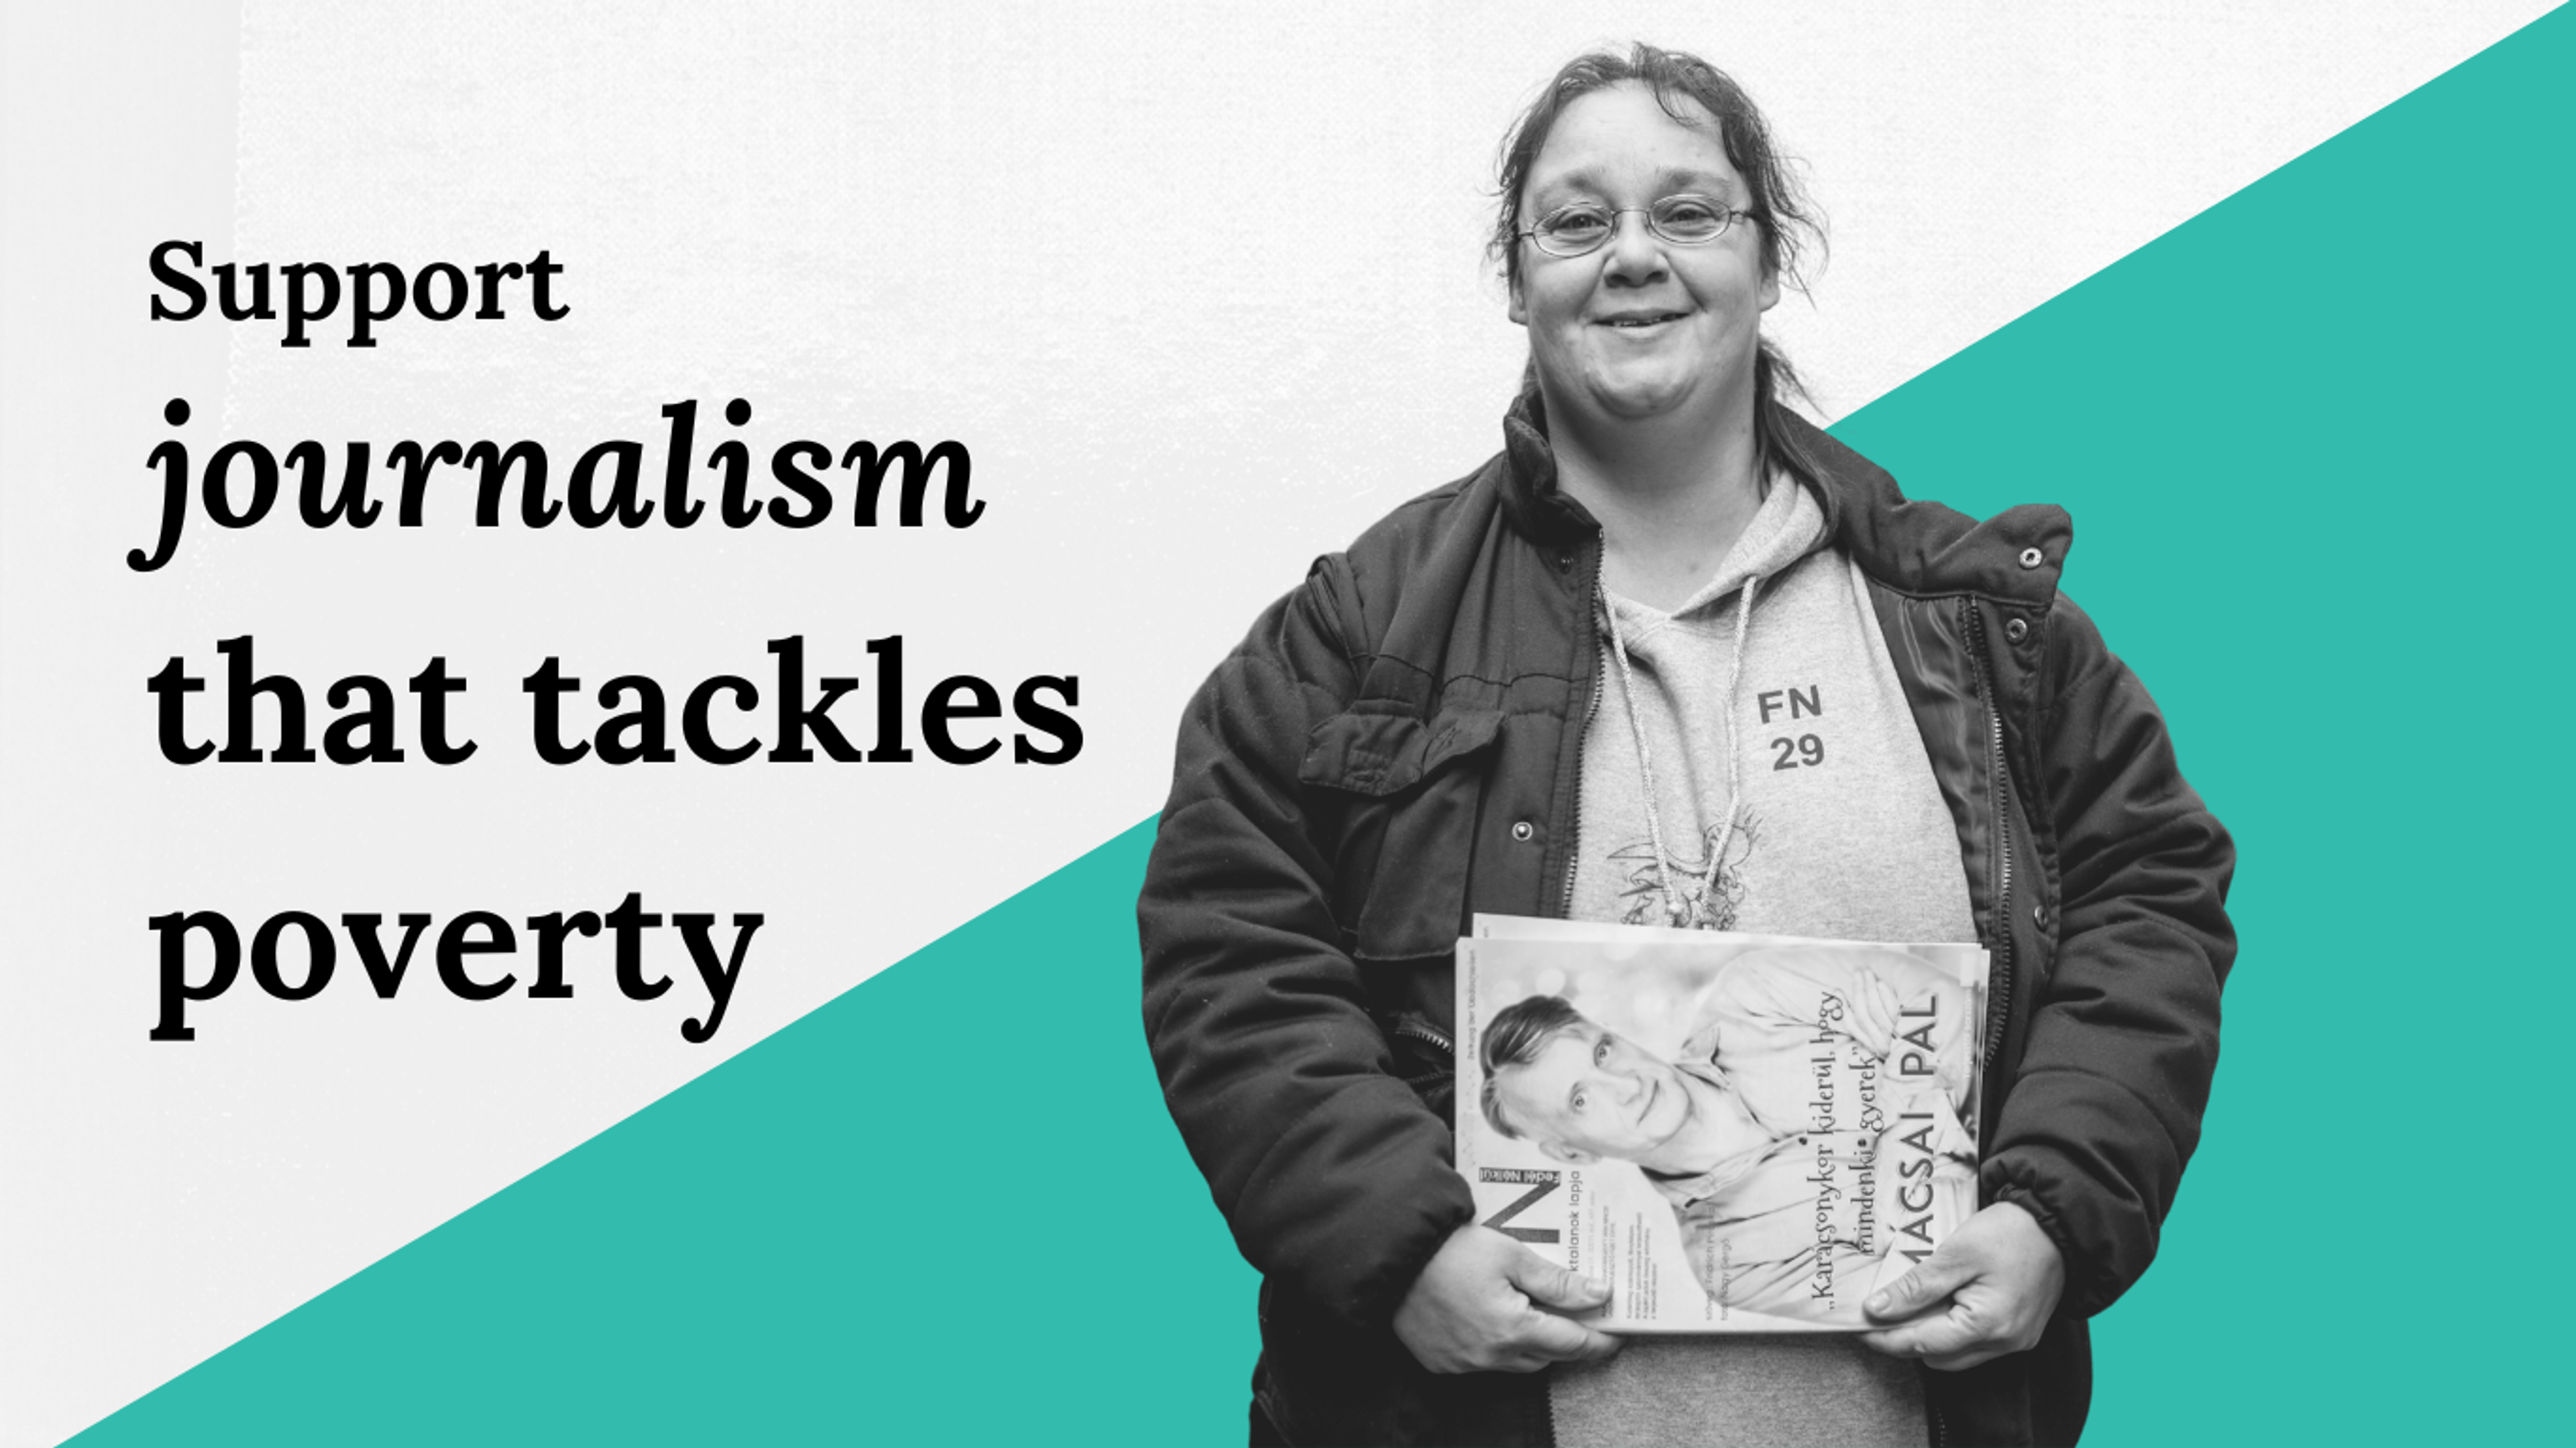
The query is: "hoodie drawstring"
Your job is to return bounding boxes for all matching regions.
[1600,575,1759,930]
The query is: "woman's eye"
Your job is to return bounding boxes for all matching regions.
[1657,199,1726,237]
[1595,1038,1612,1064]
[1571,1090,1589,1112]
[1546,209,1610,240]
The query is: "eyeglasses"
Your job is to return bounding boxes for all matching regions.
[1516,194,1759,259]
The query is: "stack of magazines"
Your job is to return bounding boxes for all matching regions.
[1455,916,1986,1331]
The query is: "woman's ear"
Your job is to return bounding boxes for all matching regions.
[1760,267,1780,313]
[1539,1139,1599,1166]
[1507,275,1528,326]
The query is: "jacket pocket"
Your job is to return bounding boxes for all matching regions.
[1377,1007,1458,1117]
[1299,706,1504,964]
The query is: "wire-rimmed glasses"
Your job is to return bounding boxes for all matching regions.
[1517,194,1758,258]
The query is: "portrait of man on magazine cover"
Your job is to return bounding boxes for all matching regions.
[1470,942,1980,1330]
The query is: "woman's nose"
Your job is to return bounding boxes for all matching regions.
[1600,211,1666,283]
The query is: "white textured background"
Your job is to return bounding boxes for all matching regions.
[1,3,2553,1444]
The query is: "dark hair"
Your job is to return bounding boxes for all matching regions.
[1489,44,1827,484]
[1479,994,1589,1141]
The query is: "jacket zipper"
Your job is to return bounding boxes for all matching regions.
[1391,1017,1454,1058]
[1961,602,2016,1070]
[1544,546,1599,1448]
[1925,603,2015,1448]
[1558,545,1606,920]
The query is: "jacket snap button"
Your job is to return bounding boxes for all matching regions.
[2005,618,2029,644]
[1556,550,1574,573]
[2033,903,2047,928]
[2018,547,2044,569]
[1511,820,1536,842]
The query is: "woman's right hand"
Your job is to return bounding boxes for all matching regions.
[1392,1224,1624,1374]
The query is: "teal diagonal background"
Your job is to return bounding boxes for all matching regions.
[70,6,2570,1444]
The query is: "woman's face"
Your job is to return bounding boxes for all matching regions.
[1509,82,1778,430]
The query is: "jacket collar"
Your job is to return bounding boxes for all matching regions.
[1494,386,2070,608]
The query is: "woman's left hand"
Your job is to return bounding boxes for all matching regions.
[1859,1200,2065,1370]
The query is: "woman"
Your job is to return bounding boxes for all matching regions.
[1140,43,2233,1448]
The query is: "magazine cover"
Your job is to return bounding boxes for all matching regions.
[1456,917,1987,1331]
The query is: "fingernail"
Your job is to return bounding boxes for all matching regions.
[1582,1276,1608,1296]
[1866,1292,1890,1315]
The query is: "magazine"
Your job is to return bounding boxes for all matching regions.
[1454,915,1988,1332]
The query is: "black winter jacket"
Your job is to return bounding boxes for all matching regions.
[1140,392,2235,1447]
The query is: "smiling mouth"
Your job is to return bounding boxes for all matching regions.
[1600,311,1687,329]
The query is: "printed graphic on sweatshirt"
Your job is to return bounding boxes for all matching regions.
[1607,812,1761,930]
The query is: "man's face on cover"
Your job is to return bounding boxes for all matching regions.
[1493,1021,1693,1163]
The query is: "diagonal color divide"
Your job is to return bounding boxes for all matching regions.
[66,6,2572,1444]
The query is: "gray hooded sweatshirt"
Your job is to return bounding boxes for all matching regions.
[1551,476,1978,1447]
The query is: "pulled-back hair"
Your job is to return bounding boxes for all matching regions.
[1489,44,1828,487]
[1479,994,1589,1141]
